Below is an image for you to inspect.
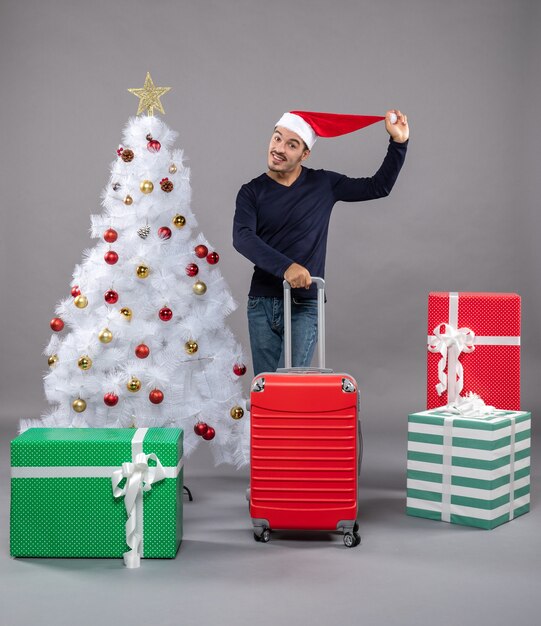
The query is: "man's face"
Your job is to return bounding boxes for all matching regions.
[267,126,310,174]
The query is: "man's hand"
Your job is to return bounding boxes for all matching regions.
[385,109,409,143]
[284,263,312,289]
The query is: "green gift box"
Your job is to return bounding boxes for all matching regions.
[10,427,183,566]
[407,408,531,529]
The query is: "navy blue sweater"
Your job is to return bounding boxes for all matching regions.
[233,138,408,299]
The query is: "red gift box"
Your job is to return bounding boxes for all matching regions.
[427,292,521,410]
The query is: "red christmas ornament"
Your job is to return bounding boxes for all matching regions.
[147,139,161,153]
[159,307,173,321]
[50,317,64,332]
[104,250,119,265]
[149,389,164,404]
[135,344,150,359]
[71,285,81,297]
[202,426,216,441]
[194,244,208,259]
[185,263,199,277]
[233,363,247,376]
[194,422,208,437]
[158,226,172,240]
[206,251,219,265]
[104,289,119,304]
[104,228,118,243]
[116,147,124,157]
[104,393,119,407]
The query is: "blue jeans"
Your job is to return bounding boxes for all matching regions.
[247,296,318,376]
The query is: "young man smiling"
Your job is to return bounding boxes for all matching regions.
[233,109,409,375]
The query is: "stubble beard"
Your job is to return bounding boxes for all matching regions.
[268,152,297,174]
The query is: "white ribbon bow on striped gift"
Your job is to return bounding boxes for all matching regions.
[111,452,166,569]
[445,392,496,418]
[427,323,476,398]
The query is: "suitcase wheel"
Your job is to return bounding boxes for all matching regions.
[254,528,271,543]
[343,532,361,548]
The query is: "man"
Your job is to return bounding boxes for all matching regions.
[233,109,409,375]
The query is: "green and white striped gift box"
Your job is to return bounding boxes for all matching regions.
[10,427,183,565]
[407,409,531,529]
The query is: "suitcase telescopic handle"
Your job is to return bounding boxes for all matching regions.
[283,277,326,369]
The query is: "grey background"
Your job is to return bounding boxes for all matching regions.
[1,0,540,436]
[0,1,539,625]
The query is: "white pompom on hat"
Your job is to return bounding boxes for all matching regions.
[275,110,387,150]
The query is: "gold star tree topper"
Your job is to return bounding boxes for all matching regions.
[128,72,171,116]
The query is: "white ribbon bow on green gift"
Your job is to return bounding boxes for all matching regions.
[445,392,496,417]
[428,323,476,398]
[112,452,166,569]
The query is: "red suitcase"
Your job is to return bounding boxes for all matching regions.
[249,278,361,547]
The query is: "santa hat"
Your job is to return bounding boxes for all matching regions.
[275,111,387,150]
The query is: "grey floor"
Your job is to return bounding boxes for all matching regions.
[1,420,539,626]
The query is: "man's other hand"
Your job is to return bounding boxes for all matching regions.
[386,109,409,143]
[284,263,312,289]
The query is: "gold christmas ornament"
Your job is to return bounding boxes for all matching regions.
[124,194,133,205]
[172,214,186,229]
[140,179,154,194]
[128,72,171,117]
[193,280,207,296]
[72,398,87,413]
[74,294,88,309]
[98,328,113,343]
[78,355,93,371]
[169,163,177,174]
[120,307,133,321]
[184,340,198,355]
[136,264,150,278]
[230,406,244,420]
[48,354,59,367]
[127,376,142,392]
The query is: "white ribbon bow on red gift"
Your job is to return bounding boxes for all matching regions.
[427,323,476,398]
[112,452,166,569]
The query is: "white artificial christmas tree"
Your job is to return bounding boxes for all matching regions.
[26,74,249,467]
